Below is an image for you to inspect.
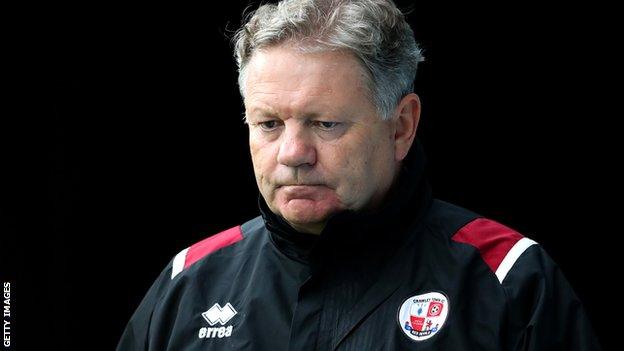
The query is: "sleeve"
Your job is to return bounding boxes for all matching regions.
[502,245,602,351]
[116,259,174,351]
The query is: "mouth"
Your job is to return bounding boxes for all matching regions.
[276,183,324,188]
[277,184,329,200]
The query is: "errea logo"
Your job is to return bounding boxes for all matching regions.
[202,303,237,325]
[198,303,237,339]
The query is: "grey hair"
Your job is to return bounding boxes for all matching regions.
[233,0,425,121]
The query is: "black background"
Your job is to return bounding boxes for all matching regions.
[3,1,615,350]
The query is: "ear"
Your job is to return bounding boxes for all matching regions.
[392,93,421,161]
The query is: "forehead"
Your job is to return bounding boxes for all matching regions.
[244,46,371,116]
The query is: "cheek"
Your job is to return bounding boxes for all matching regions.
[250,138,283,195]
[250,135,272,165]
[328,139,391,206]
[249,140,270,182]
[321,145,368,200]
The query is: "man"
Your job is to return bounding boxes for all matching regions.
[117,0,601,350]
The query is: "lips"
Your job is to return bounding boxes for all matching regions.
[279,185,327,200]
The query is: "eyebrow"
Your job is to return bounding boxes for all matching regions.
[247,106,280,118]
[250,110,328,123]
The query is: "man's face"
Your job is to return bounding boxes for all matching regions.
[244,46,399,234]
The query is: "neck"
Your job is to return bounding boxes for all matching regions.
[286,221,326,235]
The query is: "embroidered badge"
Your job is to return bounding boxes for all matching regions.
[398,292,449,342]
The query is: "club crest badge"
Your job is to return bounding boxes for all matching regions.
[398,292,449,342]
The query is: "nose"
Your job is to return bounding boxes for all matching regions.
[277,124,316,168]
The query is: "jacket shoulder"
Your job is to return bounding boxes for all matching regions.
[426,199,537,283]
[170,217,264,279]
[423,201,600,348]
[116,217,265,350]
[451,216,537,284]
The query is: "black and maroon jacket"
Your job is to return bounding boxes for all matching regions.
[116,142,601,350]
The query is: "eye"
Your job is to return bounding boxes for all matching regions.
[259,120,281,131]
[315,121,340,130]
